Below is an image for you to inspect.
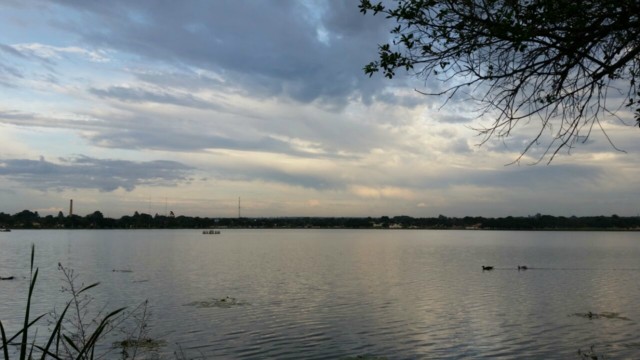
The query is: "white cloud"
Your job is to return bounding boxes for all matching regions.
[11,43,111,62]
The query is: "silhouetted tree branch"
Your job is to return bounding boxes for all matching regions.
[360,0,640,162]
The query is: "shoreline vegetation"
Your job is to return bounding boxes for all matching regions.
[0,245,149,360]
[2,210,640,231]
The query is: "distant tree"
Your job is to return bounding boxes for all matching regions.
[360,0,640,162]
[0,212,10,227]
[42,215,56,227]
[13,210,39,227]
[86,211,105,228]
[88,211,104,220]
[134,212,153,228]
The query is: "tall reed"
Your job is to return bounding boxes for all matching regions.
[0,245,125,360]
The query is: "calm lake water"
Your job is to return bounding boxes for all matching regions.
[1,229,639,359]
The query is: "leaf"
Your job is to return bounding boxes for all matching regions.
[63,334,80,353]
[33,346,64,360]
[21,246,39,360]
[74,308,126,360]
[0,315,46,352]
[39,302,70,360]
[0,321,10,360]
[77,283,100,295]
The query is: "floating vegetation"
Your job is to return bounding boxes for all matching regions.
[341,355,388,360]
[572,312,631,321]
[112,269,133,273]
[183,296,248,308]
[622,341,640,349]
[578,345,605,359]
[114,337,166,349]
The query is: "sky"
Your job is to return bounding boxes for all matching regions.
[1,1,639,219]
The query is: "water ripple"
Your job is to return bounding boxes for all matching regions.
[2,230,640,358]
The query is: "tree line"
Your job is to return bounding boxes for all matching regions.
[1,210,639,230]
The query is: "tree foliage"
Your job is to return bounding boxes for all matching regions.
[1,210,639,230]
[360,0,640,162]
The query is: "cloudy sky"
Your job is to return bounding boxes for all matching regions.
[1,1,639,218]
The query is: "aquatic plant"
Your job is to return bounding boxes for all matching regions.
[341,355,388,360]
[111,300,167,359]
[578,344,606,359]
[183,296,248,309]
[571,312,632,321]
[0,245,156,360]
[172,344,205,360]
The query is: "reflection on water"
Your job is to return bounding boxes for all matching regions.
[1,229,640,358]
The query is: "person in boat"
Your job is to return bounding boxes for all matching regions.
[518,265,528,270]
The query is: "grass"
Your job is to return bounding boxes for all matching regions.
[0,245,129,360]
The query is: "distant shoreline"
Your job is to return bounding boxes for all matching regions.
[2,211,640,232]
[4,227,640,231]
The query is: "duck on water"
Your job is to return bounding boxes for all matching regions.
[482,265,530,271]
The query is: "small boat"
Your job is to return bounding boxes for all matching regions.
[482,266,494,271]
[0,276,14,280]
[0,228,10,232]
[202,230,221,235]
[518,265,528,270]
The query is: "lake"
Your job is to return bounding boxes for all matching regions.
[1,229,639,359]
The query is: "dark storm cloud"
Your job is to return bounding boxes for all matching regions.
[0,156,194,191]
[45,0,406,108]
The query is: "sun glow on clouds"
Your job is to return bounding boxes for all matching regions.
[350,185,415,200]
